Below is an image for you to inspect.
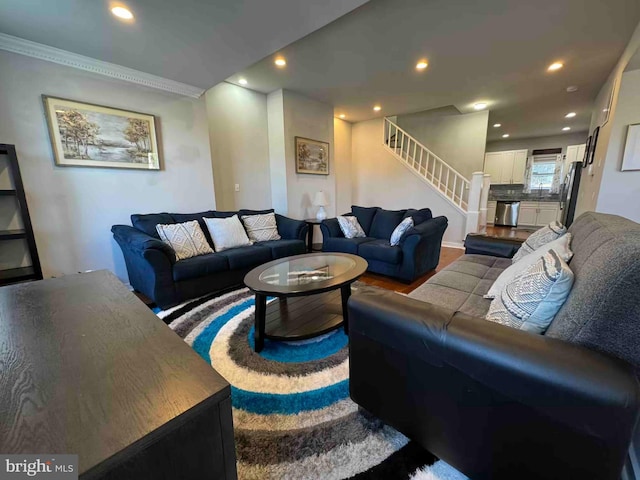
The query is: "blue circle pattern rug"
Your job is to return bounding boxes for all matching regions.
[158,286,466,480]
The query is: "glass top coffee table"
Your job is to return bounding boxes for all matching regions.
[244,253,368,352]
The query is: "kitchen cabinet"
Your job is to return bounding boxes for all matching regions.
[484,150,528,184]
[518,202,560,227]
[565,143,586,175]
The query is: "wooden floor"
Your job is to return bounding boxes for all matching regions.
[485,225,535,242]
[359,246,464,294]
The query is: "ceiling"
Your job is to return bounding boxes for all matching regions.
[227,0,640,141]
[0,0,368,89]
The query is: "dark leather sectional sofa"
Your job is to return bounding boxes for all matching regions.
[320,205,448,282]
[112,209,307,309]
[348,212,640,480]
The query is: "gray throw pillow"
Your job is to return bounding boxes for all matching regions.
[486,249,574,334]
[512,221,567,263]
[390,217,414,246]
[156,221,214,261]
[337,216,366,239]
[241,213,281,242]
[203,215,253,252]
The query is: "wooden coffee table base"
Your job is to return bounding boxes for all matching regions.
[253,286,351,352]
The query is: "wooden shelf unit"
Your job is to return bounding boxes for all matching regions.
[0,144,42,286]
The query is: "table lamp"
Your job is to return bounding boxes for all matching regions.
[314,191,328,221]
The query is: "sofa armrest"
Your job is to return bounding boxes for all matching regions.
[112,225,176,262]
[464,234,522,258]
[395,216,447,281]
[275,214,308,241]
[349,289,640,440]
[320,218,344,239]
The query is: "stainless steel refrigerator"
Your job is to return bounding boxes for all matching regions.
[559,161,582,227]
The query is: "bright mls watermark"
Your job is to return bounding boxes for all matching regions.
[0,455,77,480]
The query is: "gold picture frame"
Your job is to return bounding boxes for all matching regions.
[43,95,161,170]
[295,137,329,175]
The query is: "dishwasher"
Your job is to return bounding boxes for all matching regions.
[495,201,520,227]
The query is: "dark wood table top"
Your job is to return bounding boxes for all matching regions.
[0,270,230,476]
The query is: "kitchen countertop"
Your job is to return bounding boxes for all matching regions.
[489,195,560,203]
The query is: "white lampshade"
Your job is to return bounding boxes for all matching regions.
[313,191,328,207]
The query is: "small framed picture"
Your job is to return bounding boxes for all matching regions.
[43,95,161,170]
[622,123,640,171]
[295,137,329,175]
[588,126,600,165]
[582,135,592,168]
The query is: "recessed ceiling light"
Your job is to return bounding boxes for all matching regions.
[562,127,571,131]
[566,85,578,92]
[373,105,382,111]
[274,57,287,67]
[416,60,428,70]
[339,114,346,119]
[565,112,576,118]
[493,123,502,128]
[474,103,487,110]
[548,62,564,71]
[238,78,248,85]
[111,6,134,20]
[502,134,510,138]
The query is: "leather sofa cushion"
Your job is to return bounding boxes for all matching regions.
[324,237,376,255]
[351,206,379,235]
[217,245,272,270]
[173,253,229,281]
[260,239,306,259]
[131,213,175,239]
[359,239,402,264]
[370,209,407,240]
[409,254,511,317]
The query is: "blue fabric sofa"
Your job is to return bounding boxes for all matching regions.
[320,206,448,282]
[112,209,307,309]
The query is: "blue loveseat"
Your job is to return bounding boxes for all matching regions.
[320,206,448,282]
[112,209,307,309]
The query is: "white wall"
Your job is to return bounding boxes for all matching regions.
[576,22,640,216]
[0,50,215,281]
[282,90,336,220]
[267,89,288,214]
[485,131,588,155]
[595,68,640,222]
[397,108,489,180]
[205,83,271,210]
[352,118,466,246]
[334,118,352,215]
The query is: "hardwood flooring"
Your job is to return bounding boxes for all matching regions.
[485,225,535,242]
[359,246,464,294]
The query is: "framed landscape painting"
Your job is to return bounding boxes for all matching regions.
[295,137,329,175]
[43,95,161,170]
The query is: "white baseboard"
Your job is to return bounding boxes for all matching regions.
[442,241,465,249]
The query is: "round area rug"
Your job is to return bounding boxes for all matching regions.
[159,286,465,480]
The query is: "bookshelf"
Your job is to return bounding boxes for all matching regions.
[0,144,42,286]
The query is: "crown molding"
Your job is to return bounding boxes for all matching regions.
[0,32,205,98]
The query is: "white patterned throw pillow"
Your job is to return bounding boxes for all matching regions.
[485,233,572,299]
[512,221,567,263]
[390,217,414,246]
[486,249,575,334]
[241,213,281,242]
[156,221,214,261]
[337,216,366,239]
[203,215,253,252]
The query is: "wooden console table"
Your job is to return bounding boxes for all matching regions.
[0,271,236,479]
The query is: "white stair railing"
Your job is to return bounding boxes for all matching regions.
[383,117,470,212]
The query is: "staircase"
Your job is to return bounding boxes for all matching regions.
[383,117,470,212]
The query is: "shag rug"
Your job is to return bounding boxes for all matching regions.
[157,286,468,480]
